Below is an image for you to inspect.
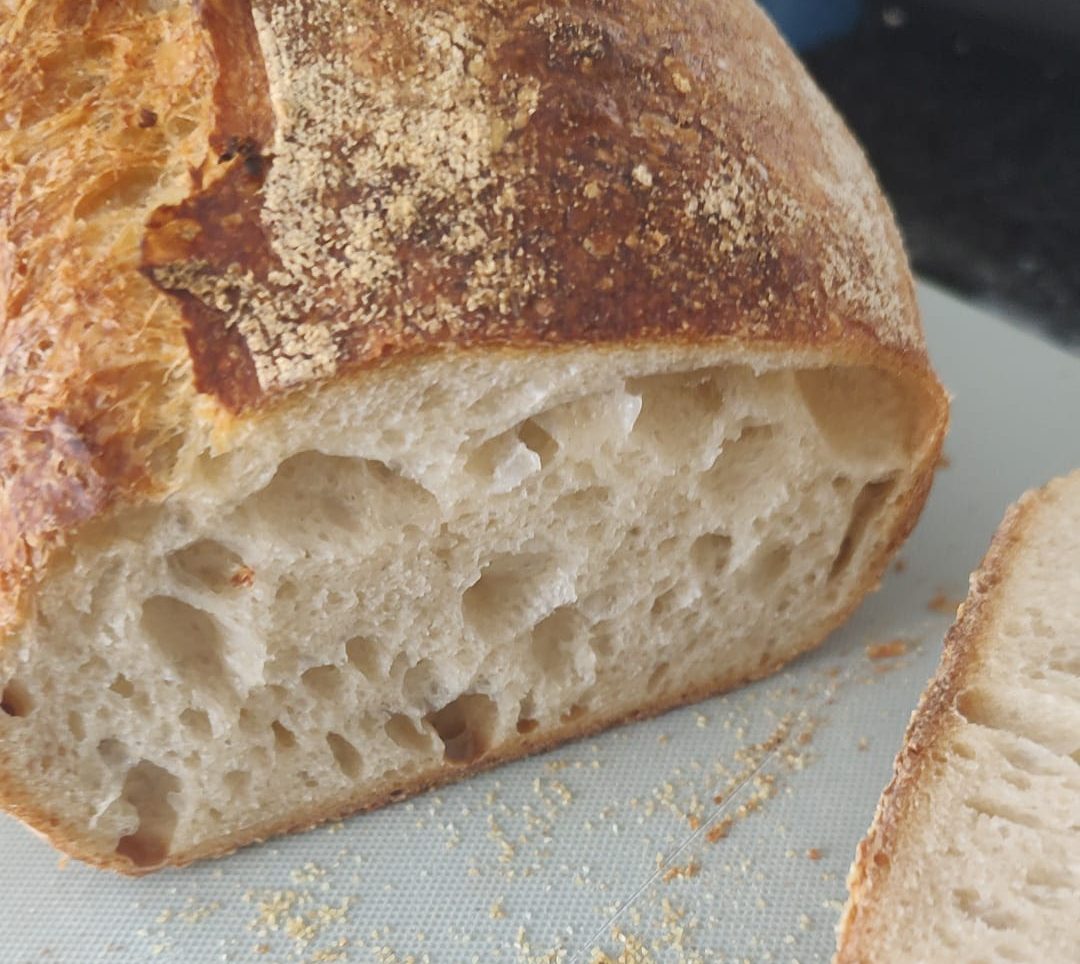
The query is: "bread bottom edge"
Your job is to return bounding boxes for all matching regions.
[18,635,823,876]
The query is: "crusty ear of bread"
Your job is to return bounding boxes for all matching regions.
[836,472,1080,964]
[0,0,946,873]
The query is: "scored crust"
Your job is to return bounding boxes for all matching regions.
[834,487,1048,962]
[0,0,945,643]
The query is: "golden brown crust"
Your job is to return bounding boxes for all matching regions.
[834,489,1045,963]
[0,0,945,643]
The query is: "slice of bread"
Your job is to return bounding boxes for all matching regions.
[0,0,946,873]
[836,472,1080,963]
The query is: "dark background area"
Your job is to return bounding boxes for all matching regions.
[771,1,1080,348]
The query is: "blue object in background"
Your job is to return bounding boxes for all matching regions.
[758,0,861,50]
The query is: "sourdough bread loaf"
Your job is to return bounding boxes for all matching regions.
[0,0,946,872]
[836,473,1080,963]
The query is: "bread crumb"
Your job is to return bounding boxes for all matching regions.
[806,848,823,861]
[927,591,963,615]
[866,639,908,660]
[230,565,255,588]
[706,816,734,843]
[660,860,700,883]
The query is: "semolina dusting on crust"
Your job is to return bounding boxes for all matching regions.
[144,0,923,409]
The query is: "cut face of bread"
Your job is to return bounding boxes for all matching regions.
[0,347,934,870]
[836,472,1080,963]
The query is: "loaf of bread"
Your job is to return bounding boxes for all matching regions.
[836,473,1080,962]
[0,0,946,872]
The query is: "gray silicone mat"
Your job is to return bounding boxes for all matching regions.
[3,283,1079,963]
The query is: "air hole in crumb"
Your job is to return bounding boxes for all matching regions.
[647,662,670,693]
[345,636,380,680]
[326,732,362,778]
[98,739,128,767]
[752,543,792,586]
[552,486,611,518]
[690,533,733,575]
[517,694,538,733]
[0,679,33,717]
[272,720,297,750]
[301,664,342,699]
[385,714,432,754]
[141,596,229,690]
[179,708,211,739]
[530,607,584,677]
[560,703,587,724]
[67,711,86,740]
[590,621,615,659]
[110,675,135,698]
[954,687,991,727]
[238,708,259,734]
[426,694,498,765]
[950,739,976,761]
[402,658,439,707]
[828,478,896,583]
[651,588,679,617]
[796,367,916,459]
[462,552,561,640]
[81,654,108,675]
[701,424,776,501]
[224,769,250,799]
[167,539,249,594]
[628,369,724,459]
[242,452,436,544]
[276,580,299,603]
[1002,771,1031,792]
[250,746,270,770]
[114,761,180,868]
[518,418,558,466]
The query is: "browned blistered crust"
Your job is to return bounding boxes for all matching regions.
[834,489,1044,963]
[0,0,946,648]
